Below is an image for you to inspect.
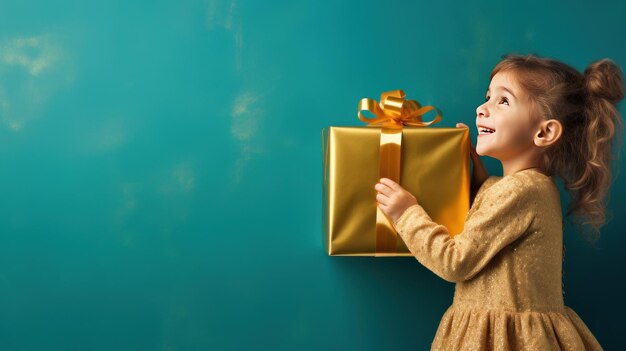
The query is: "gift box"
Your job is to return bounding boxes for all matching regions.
[322,90,470,256]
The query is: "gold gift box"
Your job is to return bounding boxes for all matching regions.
[322,91,470,256]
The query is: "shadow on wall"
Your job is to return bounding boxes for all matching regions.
[327,256,454,349]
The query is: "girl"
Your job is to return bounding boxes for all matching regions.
[374,53,624,350]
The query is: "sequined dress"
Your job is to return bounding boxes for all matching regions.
[393,168,603,350]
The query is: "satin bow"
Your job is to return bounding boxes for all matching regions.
[358,89,442,128]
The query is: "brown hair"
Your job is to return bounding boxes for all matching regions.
[491,53,624,243]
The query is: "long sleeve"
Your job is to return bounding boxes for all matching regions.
[393,175,536,283]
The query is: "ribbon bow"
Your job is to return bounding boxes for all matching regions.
[358,89,442,128]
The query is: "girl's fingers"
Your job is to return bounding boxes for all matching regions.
[375,182,393,196]
[378,203,388,213]
[379,178,401,190]
[376,193,388,205]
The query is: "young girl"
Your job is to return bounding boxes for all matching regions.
[374,53,624,350]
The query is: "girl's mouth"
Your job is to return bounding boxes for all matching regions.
[478,127,495,136]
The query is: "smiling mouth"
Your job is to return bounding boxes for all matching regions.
[478,127,495,135]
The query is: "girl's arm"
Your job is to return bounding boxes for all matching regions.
[393,176,535,283]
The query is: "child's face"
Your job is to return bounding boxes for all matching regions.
[475,70,538,160]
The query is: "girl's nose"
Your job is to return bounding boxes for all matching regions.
[476,102,489,118]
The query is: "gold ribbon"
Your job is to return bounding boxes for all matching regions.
[359,90,442,129]
[358,90,442,255]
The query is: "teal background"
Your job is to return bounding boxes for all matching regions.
[0,0,624,349]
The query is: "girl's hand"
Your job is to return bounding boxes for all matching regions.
[456,122,486,175]
[456,122,489,198]
[375,178,418,224]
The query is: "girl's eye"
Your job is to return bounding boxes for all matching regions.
[484,95,509,105]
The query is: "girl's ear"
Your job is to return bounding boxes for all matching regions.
[534,119,563,148]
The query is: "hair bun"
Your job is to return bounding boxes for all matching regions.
[584,59,625,104]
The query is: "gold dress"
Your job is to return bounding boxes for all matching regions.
[393,168,603,351]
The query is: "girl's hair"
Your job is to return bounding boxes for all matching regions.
[491,53,624,243]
